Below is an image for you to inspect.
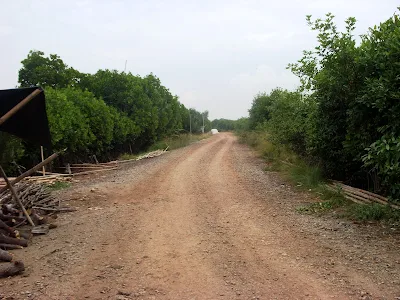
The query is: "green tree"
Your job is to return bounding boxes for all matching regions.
[45,88,94,153]
[0,132,24,174]
[248,92,273,129]
[288,13,360,179]
[19,50,82,88]
[62,88,115,154]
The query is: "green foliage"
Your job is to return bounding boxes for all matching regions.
[241,11,400,220]
[2,50,212,168]
[149,133,210,151]
[241,116,399,223]
[45,88,94,153]
[211,117,249,132]
[184,109,211,134]
[349,203,400,221]
[247,10,400,202]
[0,132,24,174]
[296,192,347,215]
[47,181,71,191]
[288,162,322,189]
[233,118,249,131]
[19,50,82,88]
[362,135,400,201]
[211,119,236,131]
[62,88,115,154]
[119,133,210,161]
[288,13,361,179]
[248,92,273,129]
[249,89,315,155]
[78,69,208,146]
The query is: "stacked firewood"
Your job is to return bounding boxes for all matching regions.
[0,182,75,277]
[0,182,75,214]
[0,174,71,189]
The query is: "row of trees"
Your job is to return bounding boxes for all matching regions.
[1,51,210,171]
[248,10,400,202]
[211,118,249,131]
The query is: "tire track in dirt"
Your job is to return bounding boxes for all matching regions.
[1,133,399,300]
[73,135,229,299]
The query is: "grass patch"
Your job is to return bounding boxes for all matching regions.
[239,130,400,224]
[149,133,210,152]
[46,181,71,191]
[296,187,348,215]
[347,203,400,223]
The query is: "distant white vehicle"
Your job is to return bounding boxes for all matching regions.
[211,129,219,134]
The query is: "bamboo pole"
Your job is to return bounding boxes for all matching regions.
[0,89,42,126]
[329,184,377,203]
[327,182,400,210]
[331,180,387,201]
[0,166,35,227]
[40,146,45,176]
[0,152,60,194]
[71,167,118,176]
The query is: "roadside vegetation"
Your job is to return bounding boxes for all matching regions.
[46,181,71,191]
[1,51,211,174]
[119,133,210,160]
[211,118,249,132]
[239,10,400,222]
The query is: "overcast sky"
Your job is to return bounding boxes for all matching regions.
[0,1,398,119]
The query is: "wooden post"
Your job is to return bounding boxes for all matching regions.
[0,166,35,227]
[66,163,71,175]
[0,89,42,126]
[40,146,45,176]
[0,152,59,194]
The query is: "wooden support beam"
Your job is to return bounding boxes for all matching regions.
[0,152,59,194]
[0,89,42,126]
[40,146,45,176]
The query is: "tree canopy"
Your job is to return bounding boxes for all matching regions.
[249,10,400,202]
[1,50,211,172]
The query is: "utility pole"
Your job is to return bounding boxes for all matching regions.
[201,113,205,134]
[124,60,127,72]
[189,112,192,134]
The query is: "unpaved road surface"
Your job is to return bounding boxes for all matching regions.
[1,133,399,299]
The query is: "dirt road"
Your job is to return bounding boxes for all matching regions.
[1,133,399,299]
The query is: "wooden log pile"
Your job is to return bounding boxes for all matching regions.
[0,146,169,277]
[0,182,73,212]
[326,181,400,210]
[0,181,75,277]
[66,162,119,176]
[0,174,72,189]
[119,147,169,164]
[135,148,168,160]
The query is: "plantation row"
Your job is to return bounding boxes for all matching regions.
[1,51,210,172]
[247,11,400,202]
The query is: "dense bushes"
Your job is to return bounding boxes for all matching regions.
[211,118,249,132]
[211,119,236,131]
[248,10,400,202]
[1,51,210,171]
